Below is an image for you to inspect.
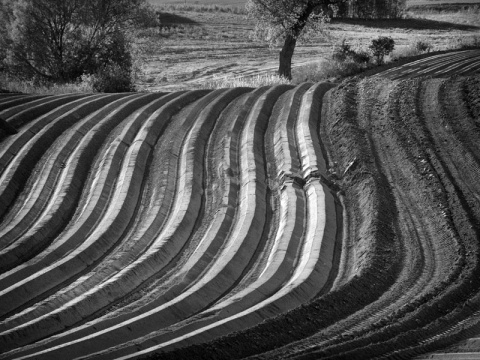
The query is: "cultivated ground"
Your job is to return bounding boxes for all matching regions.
[135,2,480,91]
[1,2,480,360]
[0,52,479,359]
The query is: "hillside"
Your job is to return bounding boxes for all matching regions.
[0,47,479,359]
[148,0,480,6]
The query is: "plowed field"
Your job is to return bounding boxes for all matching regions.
[0,58,479,359]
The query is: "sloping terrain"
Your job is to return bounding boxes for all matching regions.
[0,61,479,359]
[376,49,480,80]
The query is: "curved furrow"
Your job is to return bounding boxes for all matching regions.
[459,61,480,76]
[0,94,87,150]
[0,90,207,336]
[0,94,160,272]
[416,58,480,78]
[244,79,406,360]
[1,74,478,360]
[376,50,480,80]
[0,93,125,244]
[0,94,26,104]
[38,87,268,345]
[0,94,124,223]
[0,95,50,113]
[0,89,209,339]
[104,183,306,360]
[280,79,456,360]
[0,93,162,236]
[374,52,454,78]
[0,119,17,140]
[96,84,313,356]
[0,93,92,160]
[0,94,87,132]
[0,88,252,360]
[0,91,184,332]
[79,88,262,322]
[231,80,400,360]
[0,92,180,331]
[4,85,290,360]
[296,77,479,360]
[188,84,310,308]
[272,83,311,180]
[0,92,187,318]
[125,83,340,360]
[430,57,480,77]
[372,76,480,359]
[0,88,241,349]
[444,77,480,165]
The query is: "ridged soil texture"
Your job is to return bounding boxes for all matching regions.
[0,74,479,360]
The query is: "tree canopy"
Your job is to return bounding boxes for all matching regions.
[246,0,406,79]
[0,0,154,83]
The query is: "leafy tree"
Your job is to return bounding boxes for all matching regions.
[369,36,395,64]
[0,0,153,84]
[246,0,406,79]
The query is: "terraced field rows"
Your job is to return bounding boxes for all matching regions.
[376,49,480,80]
[0,70,480,359]
[0,83,342,359]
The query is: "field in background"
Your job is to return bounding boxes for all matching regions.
[1,1,478,93]
[135,2,480,92]
[148,0,480,7]
[148,0,246,6]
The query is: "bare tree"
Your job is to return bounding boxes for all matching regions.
[246,0,405,79]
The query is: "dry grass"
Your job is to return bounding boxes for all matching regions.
[2,2,479,94]
[0,74,94,95]
[203,73,291,88]
[152,3,246,14]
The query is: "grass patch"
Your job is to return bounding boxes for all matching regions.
[0,74,94,95]
[203,73,291,88]
[292,59,372,83]
[153,3,246,14]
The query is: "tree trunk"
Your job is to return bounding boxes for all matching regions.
[278,33,297,80]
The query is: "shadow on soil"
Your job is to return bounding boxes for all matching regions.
[157,12,199,26]
[332,17,480,31]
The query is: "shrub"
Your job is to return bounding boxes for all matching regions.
[1,0,155,89]
[292,58,369,83]
[351,50,371,64]
[414,40,433,53]
[332,39,355,62]
[333,40,371,64]
[456,35,480,49]
[390,39,433,61]
[369,36,395,64]
[91,64,136,93]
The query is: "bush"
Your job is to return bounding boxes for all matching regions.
[332,40,355,62]
[1,0,155,90]
[333,40,371,64]
[91,64,135,93]
[390,39,433,61]
[414,40,433,53]
[292,58,369,83]
[369,36,395,64]
[351,50,371,64]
